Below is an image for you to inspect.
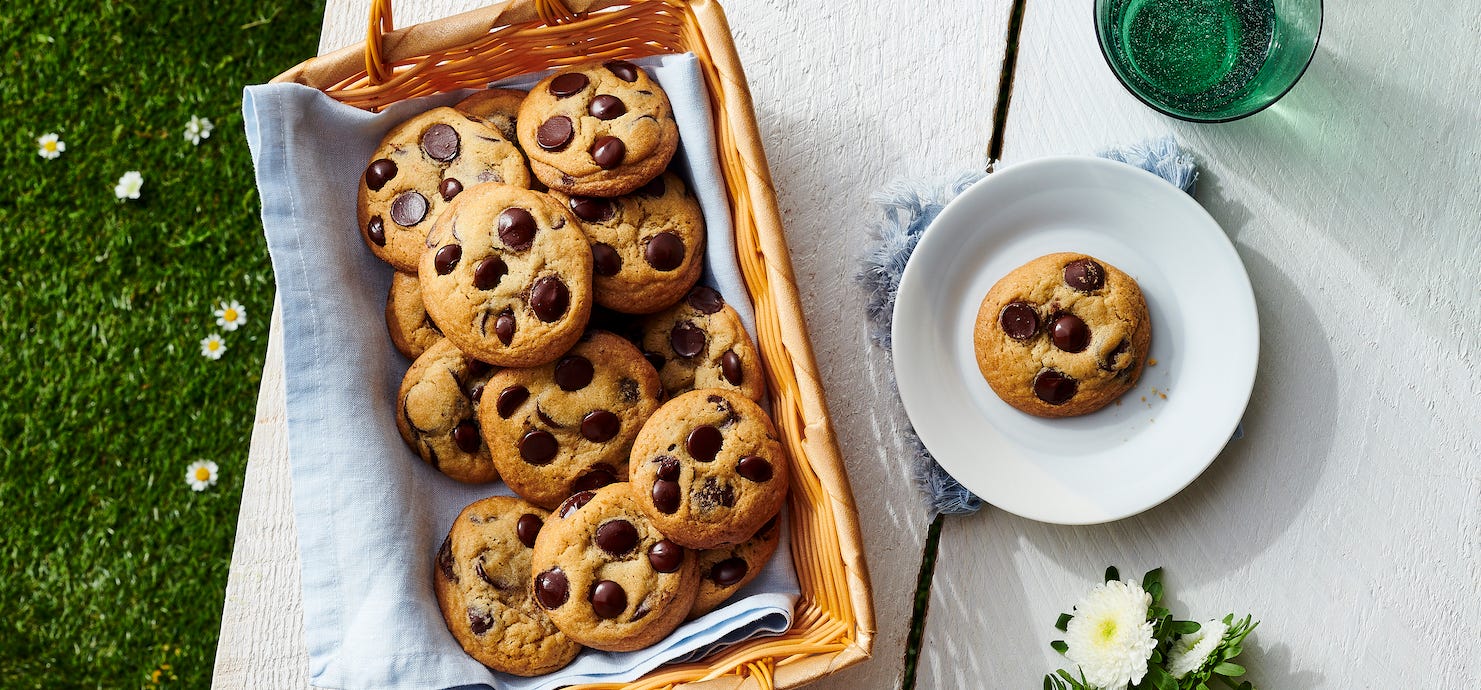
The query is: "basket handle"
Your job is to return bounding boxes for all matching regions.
[274,0,617,89]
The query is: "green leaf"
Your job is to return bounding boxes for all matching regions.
[1213,662,1247,677]
[1142,567,1164,590]
[1051,640,1069,654]
[1056,613,1074,631]
[1044,675,1055,690]
[1146,664,1178,690]
[1173,620,1202,635]
[1105,566,1121,582]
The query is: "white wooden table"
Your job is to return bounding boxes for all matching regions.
[214,1,1481,687]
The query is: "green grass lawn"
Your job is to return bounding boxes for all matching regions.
[0,1,323,685]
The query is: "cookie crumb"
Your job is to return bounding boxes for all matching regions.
[1148,358,1158,366]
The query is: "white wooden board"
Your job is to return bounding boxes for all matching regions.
[915,2,1481,688]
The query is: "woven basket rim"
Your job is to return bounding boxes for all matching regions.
[273,1,876,687]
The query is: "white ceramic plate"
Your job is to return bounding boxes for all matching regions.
[892,156,1258,525]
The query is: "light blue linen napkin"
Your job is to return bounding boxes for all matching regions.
[242,52,797,690]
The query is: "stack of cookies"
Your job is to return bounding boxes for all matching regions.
[357,60,789,676]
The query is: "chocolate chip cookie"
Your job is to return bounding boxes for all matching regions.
[434,496,581,675]
[396,339,499,483]
[639,287,765,402]
[629,389,789,549]
[549,171,705,314]
[530,483,700,652]
[419,183,593,367]
[689,512,781,619]
[386,271,444,359]
[455,87,527,142]
[359,107,532,272]
[973,252,1151,418]
[516,60,680,197]
[478,331,661,509]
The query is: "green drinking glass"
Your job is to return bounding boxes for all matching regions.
[1094,0,1322,122]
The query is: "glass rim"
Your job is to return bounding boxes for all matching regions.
[1092,0,1324,123]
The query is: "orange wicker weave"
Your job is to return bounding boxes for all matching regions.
[273,1,873,687]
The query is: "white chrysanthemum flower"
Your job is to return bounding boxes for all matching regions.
[214,300,247,331]
[185,460,219,491]
[114,170,143,200]
[184,115,214,145]
[200,333,226,360]
[1064,580,1157,689]
[1167,618,1230,679]
[37,133,66,159]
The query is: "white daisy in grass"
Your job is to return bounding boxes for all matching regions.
[184,115,214,145]
[114,170,143,200]
[1063,579,1157,689]
[200,333,226,360]
[214,300,247,331]
[37,133,66,159]
[185,460,219,491]
[1167,618,1229,679]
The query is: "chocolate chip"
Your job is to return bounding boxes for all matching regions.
[494,308,516,345]
[637,175,666,197]
[1101,339,1131,371]
[549,72,589,97]
[390,191,428,226]
[537,115,574,151]
[631,600,652,621]
[696,476,735,508]
[999,301,1038,340]
[590,136,626,169]
[595,519,639,555]
[1063,259,1105,292]
[656,456,680,481]
[647,540,683,572]
[434,244,462,275]
[467,359,493,378]
[686,286,724,313]
[452,419,481,453]
[670,322,706,358]
[555,355,594,391]
[686,425,723,462]
[439,177,463,201]
[719,350,744,385]
[557,490,596,518]
[472,256,507,290]
[757,514,779,537]
[516,513,543,548]
[572,463,618,493]
[618,377,639,403]
[519,430,558,464]
[535,568,568,609]
[437,536,455,580]
[468,607,493,634]
[644,232,684,271]
[592,243,621,276]
[497,207,536,251]
[421,123,460,161]
[580,410,620,442]
[365,158,397,191]
[589,580,627,619]
[1050,313,1091,353]
[495,387,528,422]
[589,95,626,120]
[605,60,639,81]
[366,216,386,246]
[1033,369,1078,405]
[569,196,614,223]
[474,559,514,591]
[530,276,570,322]
[736,455,772,482]
[644,352,666,371]
[468,382,486,403]
[652,479,680,513]
[710,557,748,586]
[536,406,563,428]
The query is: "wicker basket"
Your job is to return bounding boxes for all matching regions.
[272,1,873,687]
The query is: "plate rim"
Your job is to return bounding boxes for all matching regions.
[890,155,1259,525]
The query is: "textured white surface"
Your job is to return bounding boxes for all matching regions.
[216,0,1481,688]
[916,2,1481,689]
